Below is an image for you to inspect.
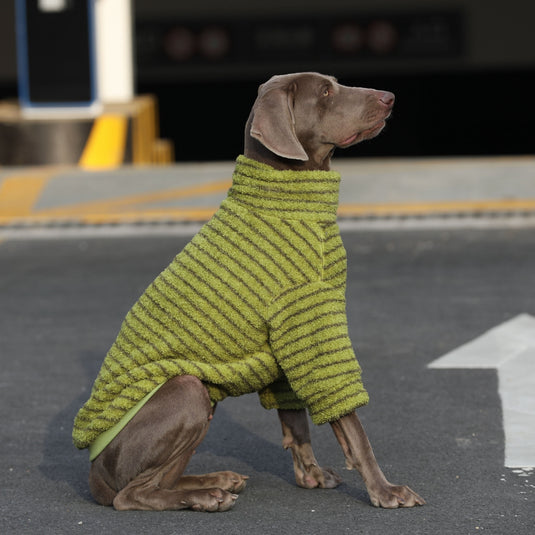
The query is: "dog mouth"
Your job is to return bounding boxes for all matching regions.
[337,111,392,148]
[338,120,386,147]
[338,132,360,147]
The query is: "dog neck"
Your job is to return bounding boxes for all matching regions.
[243,116,334,171]
[227,155,341,223]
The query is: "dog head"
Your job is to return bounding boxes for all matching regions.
[246,72,394,168]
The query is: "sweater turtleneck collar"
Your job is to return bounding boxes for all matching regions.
[227,155,341,222]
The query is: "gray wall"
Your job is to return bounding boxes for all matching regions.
[1,0,534,83]
[0,2,16,82]
[133,0,535,69]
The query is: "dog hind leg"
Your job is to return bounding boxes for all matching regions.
[89,375,246,511]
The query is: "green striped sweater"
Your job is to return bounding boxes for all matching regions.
[72,155,369,451]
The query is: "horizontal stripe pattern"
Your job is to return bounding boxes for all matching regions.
[264,281,368,424]
[229,156,341,222]
[73,155,368,449]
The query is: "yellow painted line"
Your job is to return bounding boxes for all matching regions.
[78,208,218,224]
[2,191,535,226]
[0,207,218,225]
[337,198,535,217]
[79,115,128,170]
[34,179,232,218]
[0,173,51,217]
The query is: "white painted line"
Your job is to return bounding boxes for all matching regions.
[429,314,535,469]
[499,348,535,471]
[338,215,535,231]
[2,212,535,241]
[428,314,535,369]
[0,224,202,241]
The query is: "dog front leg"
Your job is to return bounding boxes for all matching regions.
[278,409,342,489]
[330,411,425,508]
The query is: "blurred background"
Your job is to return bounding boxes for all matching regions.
[0,0,533,162]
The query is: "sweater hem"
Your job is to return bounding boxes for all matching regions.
[87,383,163,460]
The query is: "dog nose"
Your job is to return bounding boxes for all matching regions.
[379,92,395,107]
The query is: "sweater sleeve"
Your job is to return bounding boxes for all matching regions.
[265,281,369,425]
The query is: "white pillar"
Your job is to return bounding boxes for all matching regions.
[95,0,134,103]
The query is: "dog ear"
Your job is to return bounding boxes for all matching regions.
[249,83,309,161]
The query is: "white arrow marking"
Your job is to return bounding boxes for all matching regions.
[428,314,535,469]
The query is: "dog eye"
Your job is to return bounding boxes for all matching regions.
[322,88,331,97]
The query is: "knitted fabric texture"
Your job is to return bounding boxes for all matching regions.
[72,155,369,450]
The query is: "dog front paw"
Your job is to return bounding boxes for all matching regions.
[296,464,343,489]
[368,483,425,508]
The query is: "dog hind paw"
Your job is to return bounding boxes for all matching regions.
[183,488,239,512]
[205,471,249,493]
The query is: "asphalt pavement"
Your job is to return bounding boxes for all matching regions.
[1,156,534,534]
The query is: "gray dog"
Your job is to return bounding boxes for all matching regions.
[74,72,425,511]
